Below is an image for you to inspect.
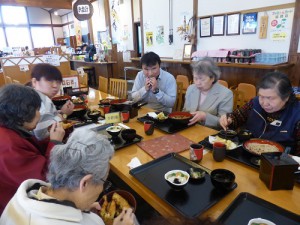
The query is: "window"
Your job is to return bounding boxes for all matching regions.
[2,6,28,25]
[0,28,6,49]
[6,27,31,49]
[31,27,54,47]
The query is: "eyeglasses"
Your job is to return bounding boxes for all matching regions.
[101,178,112,192]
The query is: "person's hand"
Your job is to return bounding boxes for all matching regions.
[149,77,158,91]
[145,77,152,91]
[60,100,74,115]
[219,114,232,130]
[113,208,135,225]
[188,111,206,125]
[49,122,65,142]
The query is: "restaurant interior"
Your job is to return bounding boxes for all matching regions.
[0,0,300,224]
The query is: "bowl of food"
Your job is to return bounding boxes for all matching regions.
[87,110,101,121]
[69,104,87,118]
[99,190,136,225]
[187,167,206,182]
[218,130,237,140]
[210,169,235,190]
[164,170,190,191]
[168,112,193,125]
[52,95,71,109]
[237,129,253,142]
[247,218,276,225]
[121,129,136,142]
[106,125,122,138]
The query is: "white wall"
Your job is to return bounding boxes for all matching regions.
[142,0,193,57]
[197,0,295,53]
[27,7,51,24]
[51,14,62,24]
[198,0,295,16]
[133,0,140,22]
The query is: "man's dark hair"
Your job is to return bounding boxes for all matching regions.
[31,63,62,82]
[0,84,41,130]
[140,51,161,67]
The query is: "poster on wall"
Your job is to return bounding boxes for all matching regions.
[109,0,121,44]
[156,26,165,45]
[242,12,258,34]
[269,8,294,41]
[146,32,153,46]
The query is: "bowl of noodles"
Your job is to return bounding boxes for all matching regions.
[168,112,193,125]
[243,139,284,156]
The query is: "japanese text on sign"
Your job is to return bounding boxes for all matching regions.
[77,5,90,14]
[62,76,79,88]
[105,112,121,124]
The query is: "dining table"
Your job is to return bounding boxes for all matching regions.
[86,88,300,220]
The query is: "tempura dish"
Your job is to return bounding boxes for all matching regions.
[209,135,238,150]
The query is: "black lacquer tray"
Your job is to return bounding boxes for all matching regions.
[91,124,143,150]
[217,192,300,225]
[199,137,260,169]
[137,114,194,134]
[130,153,237,218]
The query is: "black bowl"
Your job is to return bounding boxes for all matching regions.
[168,112,193,126]
[69,104,87,118]
[164,170,190,191]
[121,129,136,142]
[187,167,206,181]
[218,130,237,140]
[106,125,122,138]
[52,95,71,109]
[87,110,101,121]
[237,129,253,142]
[210,169,235,190]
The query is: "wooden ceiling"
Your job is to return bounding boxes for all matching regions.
[0,0,73,9]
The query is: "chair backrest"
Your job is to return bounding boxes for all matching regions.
[99,76,108,93]
[109,78,127,99]
[176,75,189,93]
[12,79,21,84]
[173,82,184,112]
[237,83,256,102]
[218,79,228,88]
[5,76,12,84]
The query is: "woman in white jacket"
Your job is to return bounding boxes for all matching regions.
[0,129,136,225]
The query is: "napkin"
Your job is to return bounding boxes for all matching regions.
[127,157,142,169]
[147,112,157,119]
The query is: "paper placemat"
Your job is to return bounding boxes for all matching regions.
[137,134,194,159]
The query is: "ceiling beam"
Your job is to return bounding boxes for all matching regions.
[0,0,73,9]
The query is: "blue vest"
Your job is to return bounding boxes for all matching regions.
[246,97,300,154]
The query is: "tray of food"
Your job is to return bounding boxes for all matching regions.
[129,153,237,218]
[217,192,300,225]
[137,111,194,134]
[92,124,143,150]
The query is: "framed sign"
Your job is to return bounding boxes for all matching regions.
[73,0,94,21]
[183,44,193,60]
[226,13,241,35]
[199,17,212,37]
[213,15,225,36]
[242,12,258,34]
[62,76,79,88]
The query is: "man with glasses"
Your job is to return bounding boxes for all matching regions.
[131,52,177,113]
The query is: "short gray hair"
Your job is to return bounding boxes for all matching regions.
[47,129,114,190]
[191,57,221,83]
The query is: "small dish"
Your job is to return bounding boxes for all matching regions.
[218,130,237,140]
[106,125,122,138]
[247,218,276,225]
[165,170,190,191]
[187,167,206,181]
[210,169,235,190]
[121,129,136,142]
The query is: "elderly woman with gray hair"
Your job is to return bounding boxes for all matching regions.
[183,57,233,129]
[0,129,136,225]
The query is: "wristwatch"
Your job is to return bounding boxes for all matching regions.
[152,88,159,94]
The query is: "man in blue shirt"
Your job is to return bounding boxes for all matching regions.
[131,52,177,112]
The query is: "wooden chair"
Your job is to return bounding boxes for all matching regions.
[99,76,108,93]
[109,78,127,99]
[218,79,228,88]
[173,82,184,112]
[176,75,190,94]
[12,79,21,84]
[5,76,12,84]
[70,70,88,87]
[233,83,256,109]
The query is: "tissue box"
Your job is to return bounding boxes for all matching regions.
[259,152,298,190]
